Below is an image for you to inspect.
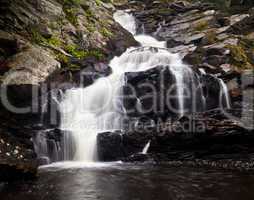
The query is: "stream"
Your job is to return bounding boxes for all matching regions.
[1,163,254,200]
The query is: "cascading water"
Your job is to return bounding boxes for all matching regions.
[219,79,231,109]
[142,140,151,154]
[57,10,231,163]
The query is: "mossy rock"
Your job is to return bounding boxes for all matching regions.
[202,31,218,45]
[194,20,209,32]
[227,44,253,70]
[183,47,205,65]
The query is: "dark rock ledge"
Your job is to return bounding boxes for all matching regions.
[98,109,254,170]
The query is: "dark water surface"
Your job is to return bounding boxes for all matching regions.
[1,162,254,200]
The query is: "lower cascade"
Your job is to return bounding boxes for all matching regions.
[35,10,231,163]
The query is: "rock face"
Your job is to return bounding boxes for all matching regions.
[2,47,60,85]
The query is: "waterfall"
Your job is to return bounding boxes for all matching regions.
[219,79,231,109]
[57,10,231,163]
[142,140,151,154]
[113,10,137,35]
[33,131,50,164]
[33,130,61,164]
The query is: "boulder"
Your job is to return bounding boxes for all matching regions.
[98,127,155,161]
[123,65,178,118]
[97,131,125,161]
[2,47,60,86]
[0,47,60,116]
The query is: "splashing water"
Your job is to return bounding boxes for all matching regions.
[142,140,151,154]
[113,10,137,35]
[219,79,231,109]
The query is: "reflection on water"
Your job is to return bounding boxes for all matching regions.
[1,163,254,200]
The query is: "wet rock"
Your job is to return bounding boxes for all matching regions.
[201,74,222,110]
[203,55,230,67]
[168,44,197,57]
[232,15,254,30]
[123,153,154,163]
[166,39,183,48]
[123,64,178,118]
[98,125,155,161]
[33,128,67,164]
[97,131,125,161]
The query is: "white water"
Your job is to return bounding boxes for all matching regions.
[219,79,231,109]
[114,10,137,35]
[58,10,230,163]
[142,140,151,154]
[40,161,123,170]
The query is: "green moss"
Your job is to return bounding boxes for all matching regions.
[30,28,63,47]
[95,0,102,6]
[86,24,96,33]
[63,0,80,6]
[56,53,80,70]
[194,20,209,32]
[157,8,174,15]
[47,36,62,47]
[226,44,252,69]
[65,44,105,60]
[56,53,69,64]
[87,50,105,60]
[203,31,217,45]
[30,28,46,44]
[100,27,113,37]
[64,7,79,26]
[65,44,85,59]
[84,8,94,20]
